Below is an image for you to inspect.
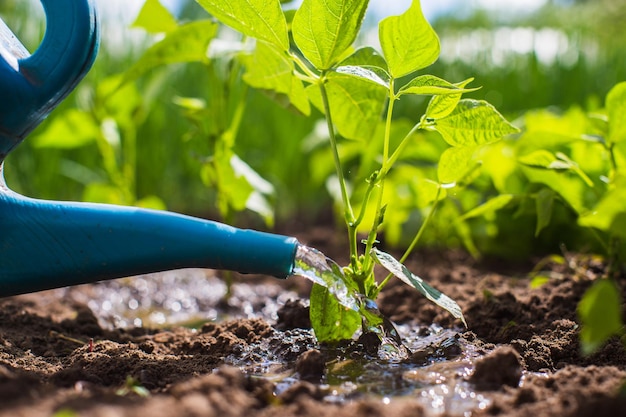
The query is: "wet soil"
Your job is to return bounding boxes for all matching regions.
[1,227,626,416]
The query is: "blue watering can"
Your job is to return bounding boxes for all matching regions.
[0,0,299,297]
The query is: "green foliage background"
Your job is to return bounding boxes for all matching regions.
[2,0,626,259]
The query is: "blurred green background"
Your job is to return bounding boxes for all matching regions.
[1,0,625,260]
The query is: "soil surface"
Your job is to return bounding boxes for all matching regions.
[1,226,626,416]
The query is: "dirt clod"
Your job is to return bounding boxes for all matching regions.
[295,349,325,383]
[469,345,523,390]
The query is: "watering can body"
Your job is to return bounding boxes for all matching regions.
[0,0,298,297]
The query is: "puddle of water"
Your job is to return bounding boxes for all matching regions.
[229,324,491,416]
[60,268,300,329]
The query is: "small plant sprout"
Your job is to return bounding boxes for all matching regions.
[193,0,518,342]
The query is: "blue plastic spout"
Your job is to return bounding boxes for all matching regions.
[0,167,299,297]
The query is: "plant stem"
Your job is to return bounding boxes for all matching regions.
[381,121,423,178]
[318,74,358,263]
[291,53,319,82]
[608,142,619,179]
[364,79,397,265]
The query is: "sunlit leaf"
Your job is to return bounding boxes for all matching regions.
[292,0,370,70]
[578,279,624,355]
[339,46,388,70]
[136,195,167,210]
[372,248,467,327]
[434,99,519,147]
[606,81,626,144]
[82,183,127,205]
[535,188,555,237]
[519,151,594,187]
[122,20,218,84]
[334,65,389,88]
[460,194,515,221]
[195,0,289,51]
[425,78,475,120]
[413,178,444,208]
[379,0,439,78]
[530,275,551,289]
[437,146,477,185]
[307,72,387,140]
[230,154,275,226]
[398,75,477,97]
[242,41,311,115]
[132,0,178,33]
[310,283,361,342]
[32,109,99,148]
[518,150,571,170]
[578,181,626,234]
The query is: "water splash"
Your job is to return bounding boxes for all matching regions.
[291,245,360,311]
[292,245,410,361]
[360,297,411,361]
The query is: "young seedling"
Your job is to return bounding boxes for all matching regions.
[194,0,518,343]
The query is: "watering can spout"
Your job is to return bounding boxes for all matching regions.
[0,165,299,297]
[0,0,300,297]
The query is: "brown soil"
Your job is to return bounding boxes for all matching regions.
[1,228,626,417]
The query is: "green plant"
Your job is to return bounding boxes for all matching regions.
[460,81,626,354]
[517,83,626,354]
[130,0,277,225]
[116,375,150,397]
[191,0,517,342]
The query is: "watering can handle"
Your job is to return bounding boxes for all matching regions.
[0,0,98,160]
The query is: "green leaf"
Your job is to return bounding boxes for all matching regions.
[518,150,571,170]
[195,0,289,51]
[292,0,370,70]
[413,178,445,208]
[437,146,477,185]
[578,279,624,355]
[530,275,551,289]
[339,46,388,70]
[122,20,218,84]
[606,81,626,144]
[82,183,127,205]
[379,0,439,78]
[398,75,477,97]
[518,151,594,187]
[579,181,626,233]
[371,248,467,327]
[307,72,387,140]
[434,99,519,147]
[201,151,254,214]
[136,195,167,210]
[425,78,475,120]
[460,194,515,221]
[242,41,311,115]
[132,0,178,34]
[334,65,389,88]
[535,188,555,237]
[32,109,99,148]
[230,154,275,226]
[310,284,361,342]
